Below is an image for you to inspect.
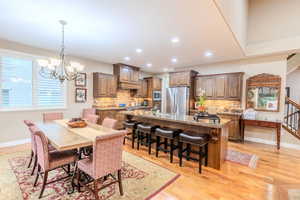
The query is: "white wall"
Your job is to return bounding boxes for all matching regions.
[247,0,300,56]
[176,55,300,147]
[0,40,113,144]
[286,69,300,104]
[214,0,248,51]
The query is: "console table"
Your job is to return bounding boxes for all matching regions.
[241,118,282,150]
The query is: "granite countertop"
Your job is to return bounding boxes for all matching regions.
[190,109,243,116]
[94,106,152,111]
[121,110,231,128]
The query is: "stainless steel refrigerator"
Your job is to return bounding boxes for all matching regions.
[166,87,189,115]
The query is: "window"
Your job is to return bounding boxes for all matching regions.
[0,54,66,110]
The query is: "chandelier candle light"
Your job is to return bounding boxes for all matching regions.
[37,20,85,83]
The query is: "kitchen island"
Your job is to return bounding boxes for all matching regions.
[121,110,231,170]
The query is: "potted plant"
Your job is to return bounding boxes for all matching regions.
[196,88,206,113]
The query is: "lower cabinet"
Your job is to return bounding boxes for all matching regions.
[218,114,242,141]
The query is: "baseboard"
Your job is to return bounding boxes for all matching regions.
[245,137,300,150]
[0,138,30,148]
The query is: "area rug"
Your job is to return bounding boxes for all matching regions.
[225,149,259,168]
[0,151,179,200]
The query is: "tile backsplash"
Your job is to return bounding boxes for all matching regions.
[203,100,241,113]
[94,89,150,107]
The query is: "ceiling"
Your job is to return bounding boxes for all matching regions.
[0,0,244,72]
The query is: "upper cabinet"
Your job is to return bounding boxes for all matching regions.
[135,79,148,98]
[195,72,244,101]
[169,71,198,87]
[145,77,162,98]
[113,63,140,89]
[152,77,162,91]
[93,73,117,97]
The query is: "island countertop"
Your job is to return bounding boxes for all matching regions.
[121,110,231,129]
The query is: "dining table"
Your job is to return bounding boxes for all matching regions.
[36,119,120,151]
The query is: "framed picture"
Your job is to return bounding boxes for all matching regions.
[75,73,87,87]
[75,88,87,103]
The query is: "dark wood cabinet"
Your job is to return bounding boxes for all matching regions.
[145,77,162,98]
[113,63,140,89]
[169,71,197,87]
[195,72,244,100]
[93,73,117,97]
[218,114,242,141]
[135,79,148,98]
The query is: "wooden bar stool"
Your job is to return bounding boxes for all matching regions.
[178,132,210,173]
[136,123,158,154]
[155,127,181,163]
[123,120,140,148]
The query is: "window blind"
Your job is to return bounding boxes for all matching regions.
[0,55,66,110]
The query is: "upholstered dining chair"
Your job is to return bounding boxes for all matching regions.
[30,126,77,199]
[74,130,127,199]
[82,108,96,119]
[85,114,99,124]
[43,112,63,123]
[102,117,118,129]
[24,121,57,175]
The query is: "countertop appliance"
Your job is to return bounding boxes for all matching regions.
[153,90,161,101]
[166,87,189,115]
[142,99,149,106]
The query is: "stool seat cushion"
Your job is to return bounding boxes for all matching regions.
[137,123,152,131]
[123,121,137,128]
[179,133,209,144]
[155,128,179,138]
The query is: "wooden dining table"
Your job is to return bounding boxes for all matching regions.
[36,119,120,151]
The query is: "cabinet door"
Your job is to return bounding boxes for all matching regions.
[131,70,140,83]
[195,77,203,97]
[214,75,226,98]
[169,73,178,87]
[153,78,161,91]
[119,66,131,82]
[98,76,108,96]
[202,77,215,98]
[141,79,148,97]
[226,74,242,100]
[107,75,117,97]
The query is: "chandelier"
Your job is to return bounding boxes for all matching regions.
[37,20,85,83]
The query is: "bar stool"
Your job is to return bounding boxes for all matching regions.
[123,120,140,148]
[155,127,181,163]
[178,132,210,173]
[136,123,158,154]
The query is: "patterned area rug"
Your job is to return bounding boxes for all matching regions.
[0,151,179,200]
[225,149,259,168]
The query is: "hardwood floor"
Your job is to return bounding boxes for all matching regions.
[1,141,300,200]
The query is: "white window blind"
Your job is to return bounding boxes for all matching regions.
[0,56,33,108]
[0,54,66,110]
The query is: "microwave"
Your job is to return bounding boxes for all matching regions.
[153,91,161,101]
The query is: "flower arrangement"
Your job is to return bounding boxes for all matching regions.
[196,88,206,112]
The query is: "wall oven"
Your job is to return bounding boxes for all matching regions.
[153,91,161,101]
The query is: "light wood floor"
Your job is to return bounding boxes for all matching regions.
[1,141,300,200]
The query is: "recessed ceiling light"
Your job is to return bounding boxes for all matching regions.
[146,63,152,67]
[136,48,143,53]
[204,51,213,57]
[171,37,180,43]
[124,56,131,61]
[171,58,178,63]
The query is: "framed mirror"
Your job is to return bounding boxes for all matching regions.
[246,73,281,112]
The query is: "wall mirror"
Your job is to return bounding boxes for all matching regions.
[246,73,281,112]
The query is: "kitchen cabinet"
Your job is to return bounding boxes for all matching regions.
[135,79,148,98]
[218,114,242,141]
[195,72,244,100]
[145,77,162,98]
[113,63,140,89]
[169,70,198,87]
[93,73,117,97]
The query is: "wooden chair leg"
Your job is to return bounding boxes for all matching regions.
[164,138,168,153]
[34,165,40,187]
[148,134,152,155]
[76,169,81,192]
[118,169,124,196]
[137,131,140,150]
[205,143,208,166]
[94,179,99,200]
[179,142,183,167]
[132,130,136,149]
[31,155,37,176]
[156,136,160,157]
[170,139,174,163]
[123,136,126,145]
[199,146,203,174]
[186,144,191,161]
[28,150,33,168]
[39,171,48,198]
